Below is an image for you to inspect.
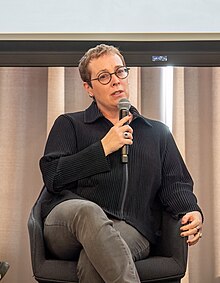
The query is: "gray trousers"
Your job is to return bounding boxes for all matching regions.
[44,199,150,283]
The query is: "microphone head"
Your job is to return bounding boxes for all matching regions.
[118,98,131,111]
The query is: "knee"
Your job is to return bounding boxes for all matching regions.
[77,201,107,222]
[71,201,113,245]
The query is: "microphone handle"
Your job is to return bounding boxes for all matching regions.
[120,109,129,163]
[119,109,129,121]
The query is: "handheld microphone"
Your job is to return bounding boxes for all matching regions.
[118,98,131,163]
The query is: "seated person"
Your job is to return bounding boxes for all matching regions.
[40,44,203,283]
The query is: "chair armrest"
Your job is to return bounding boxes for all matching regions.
[28,208,47,272]
[27,188,49,275]
[153,211,188,267]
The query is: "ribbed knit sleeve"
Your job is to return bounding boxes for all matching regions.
[39,114,110,193]
[159,129,202,217]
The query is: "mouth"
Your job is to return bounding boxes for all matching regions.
[111,90,124,97]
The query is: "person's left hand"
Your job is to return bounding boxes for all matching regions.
[180,211,203,246]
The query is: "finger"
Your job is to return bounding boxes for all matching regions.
[117,115,131,126]
[180,221,202,233]
[180,224,200,236]
[181,214,191,224]
[121,125,133,134]
[187,231,202,246]
[181,212,198,225]
[181,211,203,226]
[181,229,196,237]
[122,133,133,145]
[180,218,201,231]
[180,224,202,237]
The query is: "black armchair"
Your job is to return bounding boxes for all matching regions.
[28,188,188,283]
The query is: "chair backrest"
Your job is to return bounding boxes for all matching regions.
[28,187,188,283]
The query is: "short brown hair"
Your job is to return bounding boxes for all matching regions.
[78,44,125,86]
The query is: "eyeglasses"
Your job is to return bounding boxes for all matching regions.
[90,66,130,85]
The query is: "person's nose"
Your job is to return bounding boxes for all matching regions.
[111,73,120,86]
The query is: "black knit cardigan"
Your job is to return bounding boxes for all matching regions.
[40,102,202,244]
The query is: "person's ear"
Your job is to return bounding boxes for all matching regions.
[83,82,94,98]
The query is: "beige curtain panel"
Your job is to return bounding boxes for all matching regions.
[0,66,219,283]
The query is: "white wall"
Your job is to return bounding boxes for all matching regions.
[1,0,220,33]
